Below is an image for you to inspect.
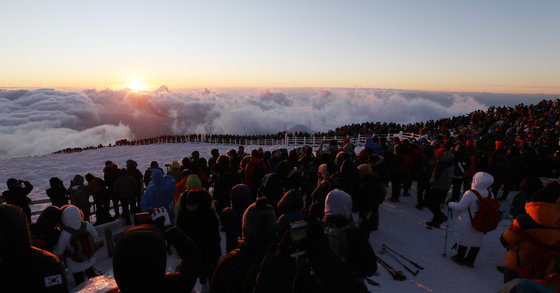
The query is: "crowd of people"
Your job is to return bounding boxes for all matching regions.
[2,99,560,292]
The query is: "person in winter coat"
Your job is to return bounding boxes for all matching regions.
[144,161,164,187]
[68,174,92,222]
[103,161,121,218]
[168,161,183,183]
[173,174,202,222]
[174,169,194,204]
[245,149,268,198]
[2,178,33,222]
[141,169,176,222]
[125,159,144,212]
[500,182,560,282]
[276,189,305,238]
[221,184,251,253]
[509,177,543,218]
[108,208,203,293]
[85,173,111,225]
[322,189,377,283]
[113,168,137,224]
[54,205,98,285]
[176,189,221,289]
[46,177,68,208]
[316,163,330,188]
[253,216,372,293]
[426,148,455,228]
[211,155,239,214]
[334,153,361,212]
[0,204,68,292]
[30,206,62,253]
[209,197,277,293]
[357,163,383,235]
[448,172,494,267]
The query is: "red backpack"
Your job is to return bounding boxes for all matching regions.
[65,222,95,262]
[468,189,501,233]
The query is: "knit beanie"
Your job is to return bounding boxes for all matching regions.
[242,197,277,241]
[113,224,167,292]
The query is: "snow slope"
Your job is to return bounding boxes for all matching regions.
[0,143,508,292]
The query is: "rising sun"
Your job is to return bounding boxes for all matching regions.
[125,80,148,92]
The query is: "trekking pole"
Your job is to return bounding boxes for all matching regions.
[377,256,407,281]
[381,244,424,270]
[382,248,419,276]
[364,277,380,286]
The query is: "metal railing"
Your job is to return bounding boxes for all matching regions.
[125,132,423,148]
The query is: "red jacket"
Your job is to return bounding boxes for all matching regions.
[244,157,268,190]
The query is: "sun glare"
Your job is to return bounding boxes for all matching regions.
[125,80,148,92]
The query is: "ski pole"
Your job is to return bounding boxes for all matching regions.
[364,277,380,286]
[381,244,424,270]
[383,248,419,276]
[377,256,407,281]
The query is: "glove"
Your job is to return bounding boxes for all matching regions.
[151,207,172,229]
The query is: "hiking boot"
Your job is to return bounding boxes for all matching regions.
[438,214,448,224]
[450,255,465,265]
[426,221,440,228]
[464,247,480,267]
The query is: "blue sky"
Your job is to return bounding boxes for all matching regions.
[1,0,559,93]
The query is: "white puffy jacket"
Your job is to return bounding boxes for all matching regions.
[448,172,494,247]
[54,205,98,273]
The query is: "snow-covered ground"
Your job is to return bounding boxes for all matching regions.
[0,142,508,292]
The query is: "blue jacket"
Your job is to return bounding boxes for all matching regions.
[141,170,176,221]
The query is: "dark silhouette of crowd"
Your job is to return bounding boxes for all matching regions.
[3,99,560,292]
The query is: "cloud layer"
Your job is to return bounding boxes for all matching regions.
[0,87,545,160]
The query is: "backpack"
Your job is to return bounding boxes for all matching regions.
[250,162,265,190]
[65,222,95,262]
[468,189,501,233]
[323,221,351,262]
[510,224,560,279]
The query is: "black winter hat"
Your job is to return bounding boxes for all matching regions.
[113,224,167,292]
[277,189,303,216]
[0,205,31,261]
[242,197,277,241]
[229,184,251,213]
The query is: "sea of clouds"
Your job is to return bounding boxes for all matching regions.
[0,86,546,160]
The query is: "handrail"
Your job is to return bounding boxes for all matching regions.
[53,132,426,155]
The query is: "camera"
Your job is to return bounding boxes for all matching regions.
[134,212,152,225]
[289,220,307,257]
